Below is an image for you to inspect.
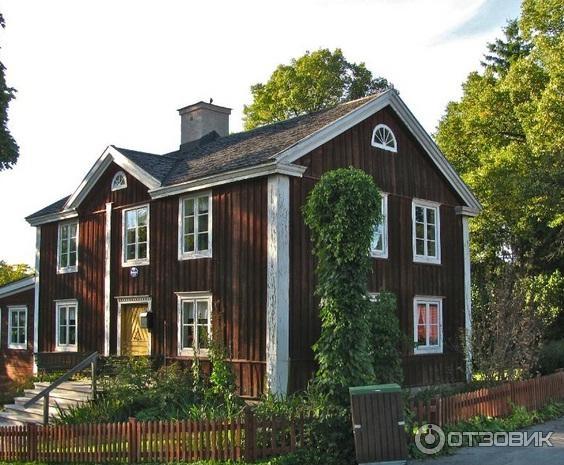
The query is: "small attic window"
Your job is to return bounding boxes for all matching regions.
[371,124,397,153]
[111,171,127,191]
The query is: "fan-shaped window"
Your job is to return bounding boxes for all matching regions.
[111,171,127,191]
[371,124,397,153]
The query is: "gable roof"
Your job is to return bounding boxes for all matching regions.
[0,275,36,299]
[26,90,481,225]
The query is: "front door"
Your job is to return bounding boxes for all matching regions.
[120,304,150,356]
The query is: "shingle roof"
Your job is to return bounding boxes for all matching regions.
[27,94,381,220]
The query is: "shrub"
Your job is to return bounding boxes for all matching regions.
[536,339,564,375]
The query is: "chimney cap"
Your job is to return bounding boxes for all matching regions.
[177,101,232,115]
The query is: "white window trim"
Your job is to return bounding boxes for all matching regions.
[55,299,78,352]
[178,191,213,260]
[122,204,150,267]
[176,291,212,357]
[371,123,398,153]
[412,199,441,265]
[413,296,443,355]
[57,221,79,274]
[111,170,128,191]
[8,306,27,350]
[371,193,389,259]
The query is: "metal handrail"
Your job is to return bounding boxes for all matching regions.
[24,351,99,425]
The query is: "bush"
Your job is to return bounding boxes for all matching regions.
[536,339,564,375]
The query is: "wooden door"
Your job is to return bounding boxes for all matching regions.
[350,386,407,464]
[120,304,150,356]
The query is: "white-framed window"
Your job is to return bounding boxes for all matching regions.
[412,199,441,264]
[176,292,212,356]
[178,192,212,260]
[55,300,78,352]
[111,171,127,191]
[413,297,443,354]
[122,205,149,266]
[371,124,397,153]
[371,194,388,258]
[57,221,78,274]
[8,306,27,350]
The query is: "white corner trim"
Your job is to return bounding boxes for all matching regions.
[64,145,161,211]
[33,228,40,373]
[104,202,112,356]
[462,216,473,382]
[275,90,481,214]
[150,162,305,200]
[115,296,152,356]
[266,174,290,395]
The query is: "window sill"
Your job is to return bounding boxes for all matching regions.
[413,256,441,266]
[178,252,212,261]
[122,260,150,268]
[55,346,78,353]
[57,266,78,275]
[370,251,388,259]
[177,350,210,358]
[413,347,443,355]
[8,344,27,351]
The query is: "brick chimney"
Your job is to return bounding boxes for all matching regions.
[178,101,231,145]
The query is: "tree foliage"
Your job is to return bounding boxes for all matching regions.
[0,260,32,286]
[304,167,389,402]
[0,13,18,171]
[435,0,564,276]
[243,48,391,130]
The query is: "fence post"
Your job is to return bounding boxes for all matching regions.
[26,423,37,462]
[244,408,256,462]
[128,417,138,464]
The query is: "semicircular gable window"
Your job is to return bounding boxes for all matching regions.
[371,124,397,153]
[111,171,127,191]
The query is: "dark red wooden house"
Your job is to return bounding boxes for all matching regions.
[1,90,481,397]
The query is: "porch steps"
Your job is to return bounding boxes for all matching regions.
[0,380,92,426]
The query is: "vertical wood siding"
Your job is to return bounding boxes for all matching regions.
[289,107,466,390]
[0,288,35,384]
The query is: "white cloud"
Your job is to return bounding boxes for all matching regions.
[0,0,512,266]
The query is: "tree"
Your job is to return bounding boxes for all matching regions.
[435,0,564,275]
[0,13,18,171]
[243,48,391,130]
[303,167,381,403]
[0,261,32,286]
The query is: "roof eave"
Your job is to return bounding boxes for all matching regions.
[0,275,36,299]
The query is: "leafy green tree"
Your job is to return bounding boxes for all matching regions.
[243,48,391,130]
[0,13,18,171]
[0,260,32,286]
[303,167,381,402]
[435,0,564,275]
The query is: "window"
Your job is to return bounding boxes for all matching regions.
[371,124,397,153]
[8,306,27,350]
[111,171,127,191]
[412,200,441,264]
[371,194,388,258]
[123,205,149,266]
[177,293,212,356]
[57,222,78,273]
[179,192,212,259]
[56,301,78,351]
[413,297,443,354]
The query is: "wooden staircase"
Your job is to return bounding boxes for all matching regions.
[0,380,92,426]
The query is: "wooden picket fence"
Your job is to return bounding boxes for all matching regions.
[410,371,564,427]
[0,411,308,463]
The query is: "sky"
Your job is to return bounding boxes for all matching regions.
[0,0,521,267]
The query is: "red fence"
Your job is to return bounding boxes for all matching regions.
[0,412,307,463]
[410,371,564,427]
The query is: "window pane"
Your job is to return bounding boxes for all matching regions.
[126,211,136,229]
[69,326,76,345]
[415,223,424,240]
[59,326,67,345]
[415,206,424,223]
[126,244,136,260]
[198,196,209,213]
[138,243,147,259]
[428,240,436,257]
[182,325,193,349]
[18,311,26,327]
[417,304,426,324]
[184,199,195,216]
[60,308,67,326]
[429,304,438,324]
[186,216,195,234]
[138,226,147,242]
[70,224,78,238]
[61,226,68,240]
[61,239,68,254]
[137,208,148,226]
[198,233,209,251]
[426,224,436,241]
[60,253,68,268]
[417,325,426,345]
[69,307,76,325]
[126,229,136,244]
[429,325,439,345]
[184,234,195,253]
[197,301,208,324]
[198,325,209,349]
[11,328,17,343]
[69,252,77,267]
[183,302,194,324]
[416,239,425,255]
[11,311,17,326]
[198,213,208,233]
[426,208,436,225]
